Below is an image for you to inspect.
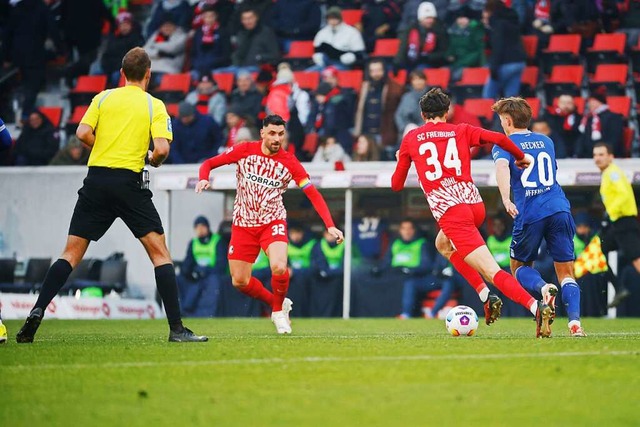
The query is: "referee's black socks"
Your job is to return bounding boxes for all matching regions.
[34,259,73,314]
[155,264,184,332]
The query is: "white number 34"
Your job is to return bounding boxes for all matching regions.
[418,137,462,181]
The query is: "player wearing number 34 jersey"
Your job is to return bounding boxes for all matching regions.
[392,88,554,337]
[197,115,344,334]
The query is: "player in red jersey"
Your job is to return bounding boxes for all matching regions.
[391,88,553,337]
[196,115,344,334]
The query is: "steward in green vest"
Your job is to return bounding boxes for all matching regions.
[487,216,512,269]
[373,219,431,277]
[312,229,345,278]
[182,216,226,280]
[288,225,317,271]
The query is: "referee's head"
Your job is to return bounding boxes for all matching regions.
[121,47,152,88]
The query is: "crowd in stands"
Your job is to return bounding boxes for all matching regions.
[1,0,640,167]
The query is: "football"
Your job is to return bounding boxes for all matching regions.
[445,305,479,336]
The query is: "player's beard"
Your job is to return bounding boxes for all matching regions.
[266,142,281,154]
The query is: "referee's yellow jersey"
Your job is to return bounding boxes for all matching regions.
[600,162,638,221]
[80,85,173,172]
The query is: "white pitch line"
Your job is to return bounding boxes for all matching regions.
[2,350,637,371]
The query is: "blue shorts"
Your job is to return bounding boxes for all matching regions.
[511,212,576,263]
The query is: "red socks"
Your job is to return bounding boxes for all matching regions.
[239,276,274,306]
[271,270,290,312]
[493,270,535,310]
[450,251,489,295]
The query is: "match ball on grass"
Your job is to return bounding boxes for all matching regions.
[445,305,479,337]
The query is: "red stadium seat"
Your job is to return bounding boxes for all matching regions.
[293,71,320,91]
[285,41,315,69]
[463,98,494,124]
[544,65,583,99]
[371,38,400,59]
[70,75,107,94]
[214,72,235,95]
[607,96,631,119]
[342,9,364,26]
[154,73,192,102]
[521,35,538,64]
[541,34,582,74]
[589,64,628,95]
[622,127,635,157]
[67,105,89,125]
[453,67,489,102]
[424,67,451,90]
[38,107,62,128]
[521,66,539,97]
[337,69,364,92]
[166,103,179,117]
[525,97,541,120]
[388,69,407,86]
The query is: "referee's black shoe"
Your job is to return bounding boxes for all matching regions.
[16,308,44,343]
[169,327,208,343]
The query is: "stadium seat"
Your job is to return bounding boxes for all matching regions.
[551,96,585,115]
[541,34,581,75]
[521,35,539,64]
[154,73,192,102]
[424,67,451,90]
[213,72,235,95]
[23,258,51,292]
[65,105,89,135]
[520,66,539,98]
[342,9,364,26]
[588,64,628,96]
[453,67,489,103]
[69,75,107,109]
[607,96,631,119]
[622,127,635,157]
[388,69,407,86]
[39,106,63,128]
[293,71,320,92]
[543,65,583,100]
[165,103,179,117]
[586,33,627,73]
[284,41,315,69]
[525,97,541,120]
[462,98,494,126]
[337,69,364,92]
[371,38,400,60]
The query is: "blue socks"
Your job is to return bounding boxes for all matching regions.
[515,266,545,294]
[561,279,581,323]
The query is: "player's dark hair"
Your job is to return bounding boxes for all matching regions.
[122,47,151,82]
[409,70,426,82]
[399,218,417,229]
[594,142,614,155]
[263,114,286,128]
[491,97,532,129]
[419,87,450,119]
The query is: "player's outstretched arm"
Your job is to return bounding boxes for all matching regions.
[196,145,243,193]
[301,183,344,244]
[478,129,525,162]
[495,159,519,219]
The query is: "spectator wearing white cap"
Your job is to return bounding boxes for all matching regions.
[394,2,449,73]
[307,6,366,71]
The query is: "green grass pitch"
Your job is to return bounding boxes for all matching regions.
[1,318,639,427]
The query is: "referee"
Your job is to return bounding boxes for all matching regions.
[593,142,639,307]
[16,48,207,343]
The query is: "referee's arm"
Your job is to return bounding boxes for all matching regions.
[149,137,170,167]
[76,123,96,147]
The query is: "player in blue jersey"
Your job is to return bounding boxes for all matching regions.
[491,98,585,338]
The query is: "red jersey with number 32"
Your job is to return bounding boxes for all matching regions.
[396,122,486,221]
[215,142,310,227]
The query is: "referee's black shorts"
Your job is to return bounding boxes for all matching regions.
[69,167,164,241]
[600,216,640,261]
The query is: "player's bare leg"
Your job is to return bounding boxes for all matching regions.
[17,235,89,343]
[554,261,585,337]
[229,259,275,308]
[266,242,292,334]
[435,230,502,325]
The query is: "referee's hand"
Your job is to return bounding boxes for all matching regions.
[195,179,210,193]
